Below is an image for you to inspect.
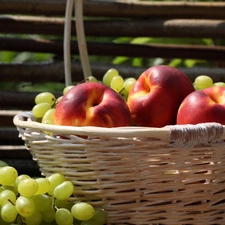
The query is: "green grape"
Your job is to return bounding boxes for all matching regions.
[41,108,56,124]
[194,75,213,90]
[80,208,107,225]
[14,174,30,192]
[53,181,74,200]
[31,194,53,212]
[55,208,73,225]
[1,202,18,223]
[1,185,18,196]
[63,202,75,211]
[47,173,66,196]
[32,102,52,119]
[41,207,55,222]
[25,210,42,225]
[0,166,18,186]
[54,199,68,208]
[63,86,74,95]
[35,178,51,195]
[56,96,63,105]
[102,68,119,86]
[15,214,23,225]
[0,214,10,225]
[0,186,4,193]
[18,178,39,197]
[110,75,124,92]
[71,202,95,221]
[213,82,225,88]
[87,76,98,82]
[16,196,35,217]
[42,120,54,136]
[0,160,8,167]
[124,77,136,92]
[40,222,56,225]
[35,92,56,107]
[119,88,129,101]
[42,119,54,125]
[0,189,17,205]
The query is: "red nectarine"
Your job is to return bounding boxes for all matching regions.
[177,86,225,125]
[127,65,195,127]
[54,82,132,127]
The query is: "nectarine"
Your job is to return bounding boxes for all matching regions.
[54,82,132,127]
[177,86,225,125]
[127,65,195,127]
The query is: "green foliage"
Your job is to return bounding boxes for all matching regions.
[111,36,215,69]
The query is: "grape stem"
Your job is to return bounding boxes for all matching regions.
[7,198,15,205]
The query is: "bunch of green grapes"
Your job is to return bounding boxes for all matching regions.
[32,68,136,125]
[31,87,74,126]
[101,68,136,101]
[194,75,225,90]
[0,161,107,225]
[86,68,136,101]
[32,92,57,124]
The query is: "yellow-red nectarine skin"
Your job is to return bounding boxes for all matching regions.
[177,86,225,125]
[54,82,132,127]
[127,65,195,127]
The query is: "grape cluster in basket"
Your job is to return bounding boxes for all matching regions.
[32,67,136,127]
[0,161,107,225]
[32,65,225,130]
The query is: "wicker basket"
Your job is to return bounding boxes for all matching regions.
[14,111,225,225]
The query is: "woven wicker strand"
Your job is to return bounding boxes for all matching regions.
[167,122,224,147]
[13,111,225,225]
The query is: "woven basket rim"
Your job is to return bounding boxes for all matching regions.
[13,111,225,141]
[13,111,171,139]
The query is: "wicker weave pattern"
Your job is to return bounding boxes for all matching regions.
[14,112,225,225]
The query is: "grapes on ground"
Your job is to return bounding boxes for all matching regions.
[15,196,36,217]
[0,189,17,205]
[0,166,18,186]
[18,178,39,197]
[53,181,74,200]
[1,201,18,223]
[71,202,95,221]
[0,161,107,225]
[35,177,50,195]
[55,208,74,225]
[47,173,66,196]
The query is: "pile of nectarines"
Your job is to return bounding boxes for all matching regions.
[32,65,225,129]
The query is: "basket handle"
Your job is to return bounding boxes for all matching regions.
[166,122,224,147]
[64,0,92,86]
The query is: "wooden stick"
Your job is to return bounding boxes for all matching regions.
[1,62,225,84]
[1,16,225,39]
[1,1,225,19]
[1,37,225,62]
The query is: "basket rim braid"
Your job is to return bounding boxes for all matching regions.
[13,111,225,142]
[14,111,225,225]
